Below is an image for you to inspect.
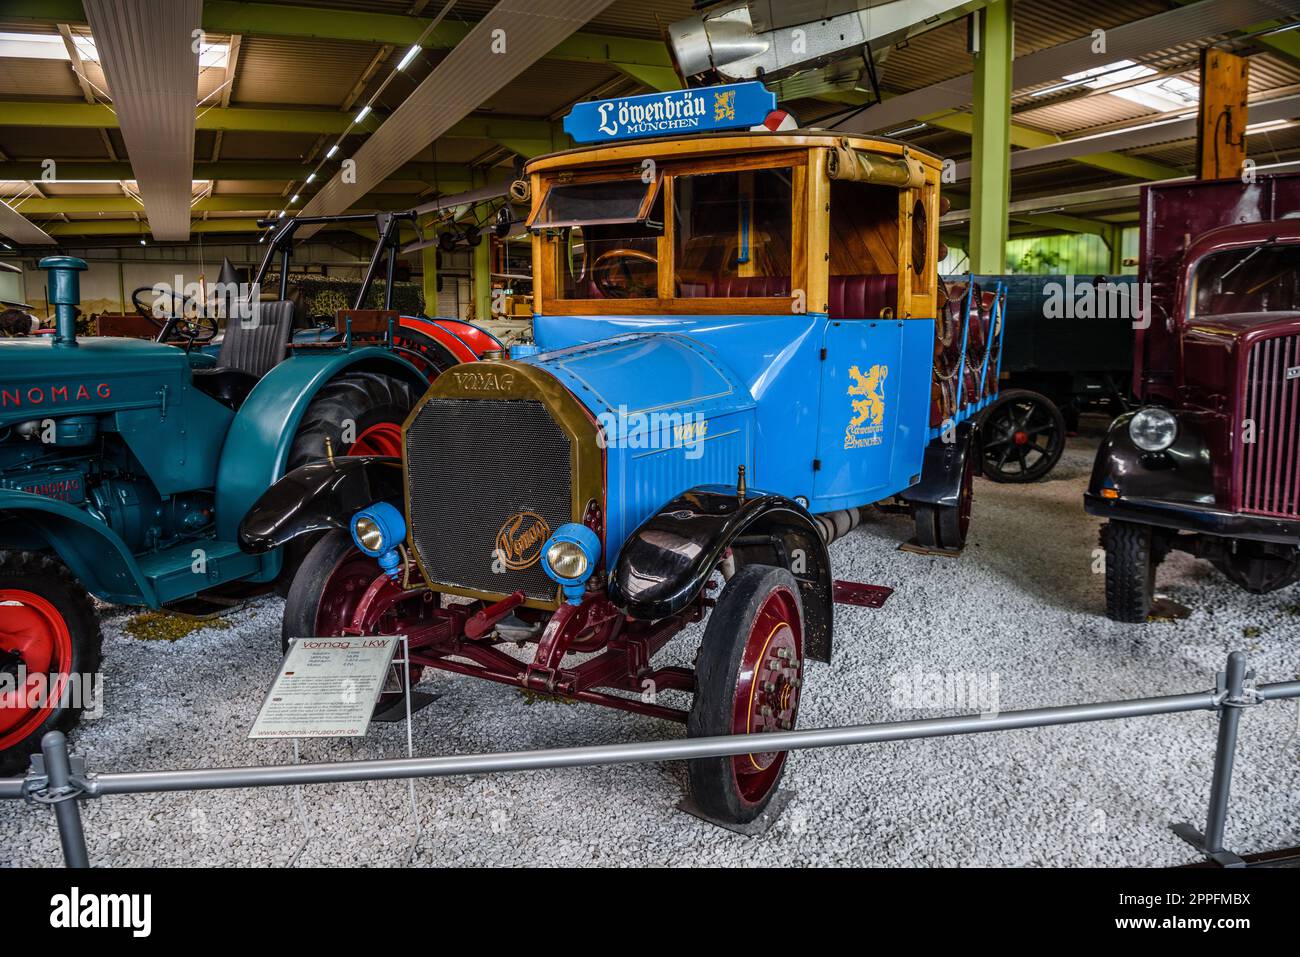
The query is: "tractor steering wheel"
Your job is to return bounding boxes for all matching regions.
[592,248,658,299]
[131,285,219,346]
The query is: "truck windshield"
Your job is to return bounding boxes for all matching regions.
[1192,244,1300,319]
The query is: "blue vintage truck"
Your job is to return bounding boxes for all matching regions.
[240,83,1004,825]
[0,212,501,774]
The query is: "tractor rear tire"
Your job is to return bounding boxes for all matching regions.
[0,552,102,777]
[1103,520,1160,622]
[277,371,418,591]
[687,564,803,825]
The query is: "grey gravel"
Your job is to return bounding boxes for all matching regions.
[2,430,1297,867]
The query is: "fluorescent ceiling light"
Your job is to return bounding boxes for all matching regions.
[397,45,420,71]
[306,173,316,183]
[885,122,927,136]
[290,193,299,203]
[1246,119,1293,133]
[326,145,339,158]
[355,105,371,123]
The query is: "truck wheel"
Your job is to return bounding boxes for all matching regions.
[278,372,418,589]
[0,552,102,776]
[687,564,803,825]
[978,389,1065,483]
[282,531,426,711]
[912,438,975,552]
[1103,520,1160,622]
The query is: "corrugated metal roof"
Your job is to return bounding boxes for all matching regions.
[479,59,622,117]
[232,36,385,106]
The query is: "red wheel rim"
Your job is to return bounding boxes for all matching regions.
[0,589,73,751]
[347,422,403,457]
[730,585,802,806]
[313,549,426,685]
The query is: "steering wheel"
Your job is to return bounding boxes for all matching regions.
[592,248,658,299]
[131,285,218,345]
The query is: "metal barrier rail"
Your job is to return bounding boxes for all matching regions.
[5,651,1298,868]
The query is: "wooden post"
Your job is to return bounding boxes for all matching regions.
[1196,49,1249,181]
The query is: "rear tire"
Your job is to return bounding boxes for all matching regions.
[277,371,417,590]
[687,564,803,825]
[0,552,102,777]
[979,389,1066,483]
[1103,520,1159,622]
[912,433,976,552]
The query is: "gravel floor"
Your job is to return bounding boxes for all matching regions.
[3,429,1298,867]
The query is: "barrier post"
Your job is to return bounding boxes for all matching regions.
[37,731,90,868]
[1172,651,1250,867]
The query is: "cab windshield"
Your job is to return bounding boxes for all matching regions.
[1191,243,1300,320]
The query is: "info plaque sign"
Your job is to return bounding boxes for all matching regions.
[250,636,400,739]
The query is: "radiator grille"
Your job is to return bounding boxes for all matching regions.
[405,398,572,601]
[1240,333,1300,518]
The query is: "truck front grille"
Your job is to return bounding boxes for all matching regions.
[405,397,572,601]
[1240,333,1300,518]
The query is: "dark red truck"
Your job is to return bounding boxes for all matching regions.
[1086,172,1300,621]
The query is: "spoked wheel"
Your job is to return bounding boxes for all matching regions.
[282,531,436,711]
[912,431,977,552]
[0,553,101,776]
[688,564,803,825]
[979,389,1066,483]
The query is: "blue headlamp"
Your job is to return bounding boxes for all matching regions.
[350,502,407,580]
[540,522,602,604]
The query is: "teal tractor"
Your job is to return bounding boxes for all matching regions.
[0,256,435,773]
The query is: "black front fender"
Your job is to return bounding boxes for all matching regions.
[610,486,835,662]
[238,456,404,553]
[1086,411,1218,508]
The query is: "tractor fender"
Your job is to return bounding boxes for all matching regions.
[610,485,835,662]
[214,346,425,544]
[896,420,976,508]
[238,456,404,553]
[0,489,156,606]
[402,315,502,363]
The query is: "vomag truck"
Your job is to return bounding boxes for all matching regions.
[240,82,1006,825]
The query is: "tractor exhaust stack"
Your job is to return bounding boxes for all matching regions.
[39,256,88,347]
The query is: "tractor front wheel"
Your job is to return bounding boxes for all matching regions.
[687,564,803,825]
[0,552,102,777]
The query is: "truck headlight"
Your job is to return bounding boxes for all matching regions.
[541,523,602,604]
[1129,407,1178,452]
[350,502,406,558]
[545,540,589,579]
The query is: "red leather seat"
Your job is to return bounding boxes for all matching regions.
[712,275,791,298]
[828,274,897,319]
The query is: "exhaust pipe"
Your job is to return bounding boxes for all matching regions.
[812,508,862,546]
[39,256,87,347]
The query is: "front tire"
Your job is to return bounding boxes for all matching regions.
[0,552,102,776]
[1103,520,1160,622]
[282,531,429,712]
[687,564,803,825]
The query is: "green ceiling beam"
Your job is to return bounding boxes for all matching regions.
[1009,211,1108,236]
[1167,0,1300,68]
[927,112,1182,181]
[0,159,498,186]
[611,63,682,93]
[44,218,265,236]
[0,101,553,141]
[10,194,420,214]
[0,0,674,68]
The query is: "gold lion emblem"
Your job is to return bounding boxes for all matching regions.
[847,364,888,428]
[713,90,736,122]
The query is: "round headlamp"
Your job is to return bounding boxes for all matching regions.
[1129,407,1178,452]
[349,502,406,558]
[540,522,602,604]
